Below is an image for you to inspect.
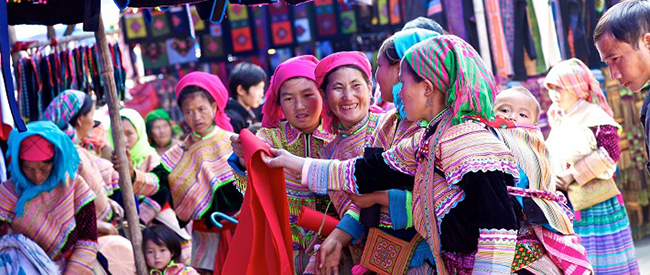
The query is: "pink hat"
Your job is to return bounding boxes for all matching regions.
[175,71,235,132]
[314,51,372,132]
[262,55,320,128]
[19,135,55,161]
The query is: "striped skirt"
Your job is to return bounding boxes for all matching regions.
[574,196,639,274]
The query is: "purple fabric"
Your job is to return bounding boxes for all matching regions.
[443,0,467,41]
[590,125,620,162]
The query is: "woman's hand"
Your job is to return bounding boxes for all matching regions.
[555,171,574,191]
[349,193,377,208]
[97,220,118,236]
[112,150,135,179]
[230,134,246,167]
[262,148,306,172]
[108,199,124,222]
[315,229,351,275]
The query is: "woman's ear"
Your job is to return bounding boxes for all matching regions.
[423,80,435,97]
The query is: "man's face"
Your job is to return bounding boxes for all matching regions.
[596,33,650,92]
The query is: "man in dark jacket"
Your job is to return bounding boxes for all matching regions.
[594,0,650,172]
[225,62,267,133]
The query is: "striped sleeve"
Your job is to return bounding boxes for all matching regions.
[133,169,162,196]
[302,158,358,195]
[473,228,518,274]
[0,182,17,223]
[64,240,98,275]
[571,147,617,185]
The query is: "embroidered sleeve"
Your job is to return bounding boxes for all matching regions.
[228,152,249,194]
[570,147,618,185]
[0,182,17,222]
[388,189,413,230]
[381,132,422,176]
[65,203,98,275]
[303,158,358,195]
[139,197,162,225]
[336,212,366,241]
[133,164,168,196]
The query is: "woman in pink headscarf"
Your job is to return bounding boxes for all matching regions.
[229,55,336,274]
[545,58,639,274]
[116,71,242,273]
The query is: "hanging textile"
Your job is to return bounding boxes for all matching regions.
[228,4,254,53]
[472,0,492,71]
[377,0,390,25]
[201,24,226,60]
[530,0,562,70]
[526,0,547,75]
[339,3,358,35]
[292,3,313,44]
[314,0,338,38]
[253,6,271,50]
[485,0,513,82]
[512,0,537,81]
[150,10,172,37]
[269,2,295,46]
[389,0,401,25]
[442,0,467,42]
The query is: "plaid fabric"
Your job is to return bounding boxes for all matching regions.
[43,90,86,141]
[404,35,498,125]
[544,58,613,117]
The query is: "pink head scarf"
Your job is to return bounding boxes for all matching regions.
[544,58,613,117]
[262,55,320,128]
[175,71,234,132]
[314,51,373,132]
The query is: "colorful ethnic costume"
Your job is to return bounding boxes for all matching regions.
[301,36,567,274]
[0,121,101,274]
[131,72,242,272]
[149,260,199,275]
[43,90,118,223]
[230,56,335,274]
[545,59,639,274]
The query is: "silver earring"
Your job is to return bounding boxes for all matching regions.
[426,99,432,107]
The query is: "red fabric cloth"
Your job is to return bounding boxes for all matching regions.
[314,51,372,132]
[222,129,293,275]
[261,55,320,128]
[19,135,55,161]
[297,206,339,236]
[175,71,234,132]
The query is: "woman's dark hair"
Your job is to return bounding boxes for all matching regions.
[142,225,182,263]
[70,94,94,127]
[176,86,215,110]
[379,36,401,66]
[228,62,268,99]
[594,0,650,49]
[320,65,372,91]
[404,61,425,83]
[402,17,444,34]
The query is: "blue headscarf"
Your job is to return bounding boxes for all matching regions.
[7,121,80,217]
[392,29,439,119]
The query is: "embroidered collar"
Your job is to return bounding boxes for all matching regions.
[561,99,587,117]
[337,113,370,138]
[149,260,180,275]
[281,120,333,142]
[192,125,217,140]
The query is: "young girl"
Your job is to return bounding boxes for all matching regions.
[143,225,198,275]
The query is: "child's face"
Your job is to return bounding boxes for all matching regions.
[495,91,538,125]
[145,240,173,270]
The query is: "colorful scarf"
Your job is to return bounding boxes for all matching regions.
[392,28,440,118]
[262,55,320,128]
[43,89,87,142]
[6,121,80,217]
[314,51,373,132]
[145,109,183,143]
[175,71,234,132]
[404,35,498,125]
[109,108,159,169]
[544,58,614,117]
